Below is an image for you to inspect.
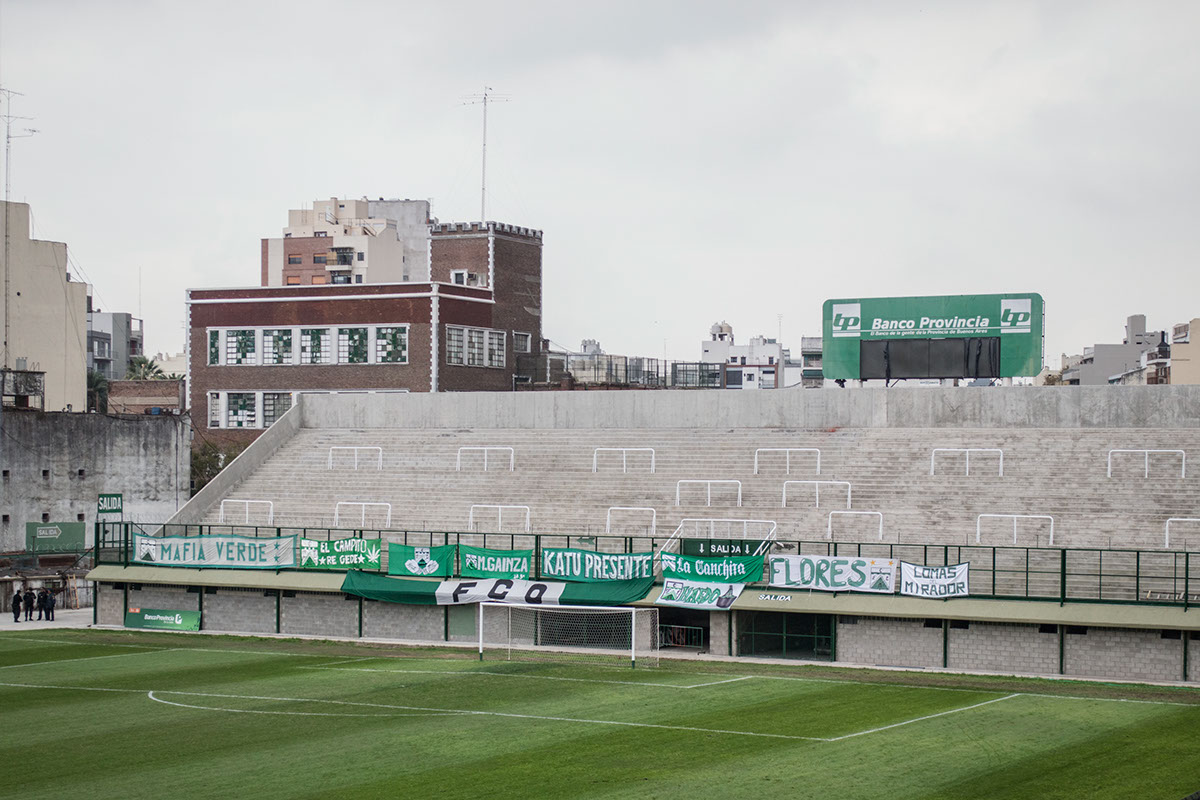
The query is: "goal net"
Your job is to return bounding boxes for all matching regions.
[478,603,660,668]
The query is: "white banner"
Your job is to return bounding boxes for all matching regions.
[655,578,743,610]
[433,578,566,606]
[134,533,295,569]
[769,554,896,593]
[900,562,969,598]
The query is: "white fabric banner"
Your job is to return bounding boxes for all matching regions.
[133,533,295,569]
[899,562,970,598]
[433,578,567,606]
[655,578,743,610]
[769,554,896,593]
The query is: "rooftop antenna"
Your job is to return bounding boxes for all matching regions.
[462,87,510,222]
[1,87,38,370]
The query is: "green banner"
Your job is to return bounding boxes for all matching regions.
[660,552,763,583]
[124,607,200,631]
[541,548,654,582]
[823,293,1044,379]
[300,538,382,570]
[26,522,86,553]
[134,533,296,569]
[459,545,532,579]
[340,570,655,607]
[388,544,456,577]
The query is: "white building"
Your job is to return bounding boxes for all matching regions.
[700,322,784,389]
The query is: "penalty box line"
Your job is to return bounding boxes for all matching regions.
[300,662,756,690]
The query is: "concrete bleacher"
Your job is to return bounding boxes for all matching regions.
[186,421,1200,554]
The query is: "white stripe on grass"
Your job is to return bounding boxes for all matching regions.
[301,664,747,690]
[147,692,466,718]
[0,649,184,670]
[824,695,1021,741]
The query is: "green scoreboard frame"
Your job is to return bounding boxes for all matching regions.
[822,293,1045,380]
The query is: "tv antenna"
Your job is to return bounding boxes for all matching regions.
[1,87,39,369]
[462,87,510,222]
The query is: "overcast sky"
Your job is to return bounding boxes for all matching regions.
[2,0,1198,368]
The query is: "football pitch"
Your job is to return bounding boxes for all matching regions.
[2,630,1199,799]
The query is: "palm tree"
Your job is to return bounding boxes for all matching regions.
[125,355,165,380]
[87,370,109,413]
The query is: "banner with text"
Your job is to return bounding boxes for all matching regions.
[388,543,457,577]
[459,545,532,579]
[769,554,896,593]
[340,570,655,607]
[541,548,654,582]
[900,562,970,599]
[125,607,201,631]
[660,552,763,583]
[300,538,382,570]
[26,522,87,553]
[655,578,743,610]
[133,533,296,569]
[680,539,764,557]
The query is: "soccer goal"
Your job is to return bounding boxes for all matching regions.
[478,603,660,669]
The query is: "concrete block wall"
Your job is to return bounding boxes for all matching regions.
[948,621,1058,675]
[362,601,443,641]
[97,582,124,626]
[709,611,731,656]
[127,584,199,613]
[836,616,942,668]
[1190,633,1200,682]
[1064,626,1184,683]
[280,591,357,638]
[203,590,277,634]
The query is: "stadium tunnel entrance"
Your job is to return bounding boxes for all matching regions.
[658,607,710,651]
[737,611,834,660]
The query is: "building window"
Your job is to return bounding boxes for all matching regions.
[338,328,369,363]
[311,275,327,284]
[313,254,327,265]
[301,328,332,364]
[332,274,351,284]
[357,252,364,261]
[288,255,302,265]
[262,329,293,365]
[355,275,363,283]
[314,231,328,238]
[226,393,256,428]
[467,329,485,366]
[225,330,256,365]
[452,270,467,285]
[513,332,532,354]
[487,331,506,368]
[208,331,220,365]
[262,392,293,427]
[286,276,301,285]
[446,327,465,365]
[208,392,221,428]
[375,326,409,363]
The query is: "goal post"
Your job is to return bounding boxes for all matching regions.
[477,603,659,669]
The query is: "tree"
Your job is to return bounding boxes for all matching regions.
[87,370,109,413]
[191,441,246,496]
[126,355,165,380]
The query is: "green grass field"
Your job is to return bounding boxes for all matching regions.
[2,629,1199,799]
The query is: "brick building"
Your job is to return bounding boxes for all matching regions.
[188,219,543,448]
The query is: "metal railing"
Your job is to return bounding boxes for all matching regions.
[659,624,705,649]
[1165,518,1200,549]
[976,513,1055,546]
[333,501,392,528]
[592,448,656,474]
[660,518,778,558]
[455,446,515,472]
[94,521,1200,608]
[827,510,883,541]
[468,504,532,533]
[782,480,851,509]
[754,448,821,475]
[930,448,1004,477]
[1107,449,1186,478]
[605,507,656,537]
[218,499,274,525]
[676,479,742,507]
[328,446,383,470]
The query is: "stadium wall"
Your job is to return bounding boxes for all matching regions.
[93,582,1198,683]
[300,385,1200,431]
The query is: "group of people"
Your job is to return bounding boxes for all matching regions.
[10,587,55,623]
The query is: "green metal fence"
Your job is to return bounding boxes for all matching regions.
[96,521,1199,609]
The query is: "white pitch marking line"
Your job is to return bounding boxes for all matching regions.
[824,694,1022,742]
[306,657,375,668]
[0,649,183,671]
[301,664,741,690]
[0,636,176,650]
[146,692,465,719]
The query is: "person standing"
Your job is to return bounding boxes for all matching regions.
[22,588,34,621]
[11,589,20,623]
[45,590,56,622]
[36,589,45,621]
